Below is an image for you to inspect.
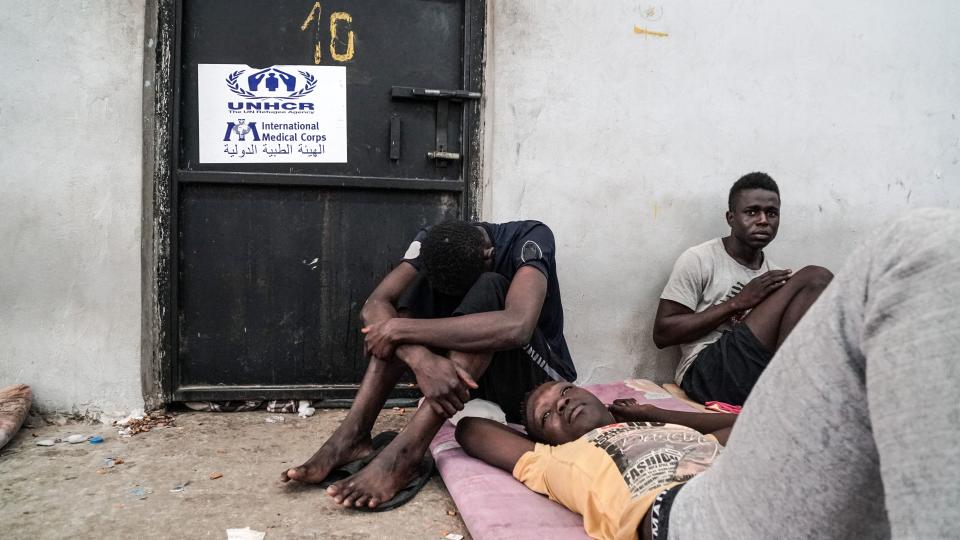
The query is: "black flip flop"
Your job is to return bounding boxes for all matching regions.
[359,450,435,512]
[317,431,398,489]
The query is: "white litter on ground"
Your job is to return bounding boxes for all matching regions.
[226,527,265,540]
[297,400,315,418]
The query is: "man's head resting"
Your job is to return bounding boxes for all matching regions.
[521,381,616,445]
[421,221,486,296]
[728,171,779,212]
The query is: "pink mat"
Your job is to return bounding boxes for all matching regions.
[428,379,702,540]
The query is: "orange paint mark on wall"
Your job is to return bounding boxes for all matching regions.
[634,25,668,38]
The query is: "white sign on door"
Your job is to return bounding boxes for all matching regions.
[198,64,347,163]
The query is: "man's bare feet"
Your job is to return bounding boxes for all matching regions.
[281,431,373,484]
[325,439,422,509]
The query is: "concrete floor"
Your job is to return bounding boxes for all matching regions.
[0,409,471,540]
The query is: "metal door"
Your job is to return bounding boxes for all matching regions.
[161,0,484,402]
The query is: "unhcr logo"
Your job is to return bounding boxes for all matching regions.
[226,67,318,111]
[226,67,317,100]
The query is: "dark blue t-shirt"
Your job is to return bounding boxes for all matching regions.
[401,220,576,382]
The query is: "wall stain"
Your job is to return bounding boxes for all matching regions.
[639,6,664,22]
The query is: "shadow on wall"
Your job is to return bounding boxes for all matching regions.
[616,189,728,384]
[621,277,679,384]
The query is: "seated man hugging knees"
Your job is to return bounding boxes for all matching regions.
[653,172,833,405]
[282,220,577,510]
[456,383,736,540]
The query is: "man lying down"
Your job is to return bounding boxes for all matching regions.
[456,385,734,540]
[457,209,960,540]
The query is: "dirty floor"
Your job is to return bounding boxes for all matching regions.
[0,409,471,539]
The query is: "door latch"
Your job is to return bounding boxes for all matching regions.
[391,86,481,166]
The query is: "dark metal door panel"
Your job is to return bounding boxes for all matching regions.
[167,0,484,401]
[177,184,459,391]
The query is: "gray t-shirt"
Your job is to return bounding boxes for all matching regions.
[660,238,778,385]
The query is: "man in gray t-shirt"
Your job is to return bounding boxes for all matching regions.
[653,172,833,405]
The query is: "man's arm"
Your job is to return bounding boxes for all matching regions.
[652,269,793,348]
[359,262,432,364]
[609,399,737,443]
[359,262,477,418]
[359,261,417,327]
[365,265,548,357]
[455,417,535,473]
[652,298,743,348]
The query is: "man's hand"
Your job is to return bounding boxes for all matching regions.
[362,319,402,360]
[733,269,792,310]
[608,398,657,423]
[408,351,479,418]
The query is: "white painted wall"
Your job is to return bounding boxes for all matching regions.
[2,0,958,412]
[0,1,146,415]
[482,1,960,384]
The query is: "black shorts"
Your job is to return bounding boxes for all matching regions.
[396,271,561,423]
[649,483,685,540]
[679,323,772,406]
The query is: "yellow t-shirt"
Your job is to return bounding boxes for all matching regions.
[512,422,722,540]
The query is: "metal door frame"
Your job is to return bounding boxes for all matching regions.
[142,0,485,407]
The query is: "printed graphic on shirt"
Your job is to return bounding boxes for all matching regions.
[715,281,749,323]
[404,240,421,260]
[586,423,722,499]
[520,240,543,263]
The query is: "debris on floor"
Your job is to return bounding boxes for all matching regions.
[296,400,315,418]
[66,434,88,444]
[209,472,223,480]
[443,533,464,540]
[89,436,104,444]
[35,438,57,446]
[128,486,152,500]
[4,409,470,538]
[266,400,296,413]
[226,527,266,540]
[186,401,262,413]
[116,411,176,436]
[170,480,190,493]
[264,415,285,424]
[98,456,125,473]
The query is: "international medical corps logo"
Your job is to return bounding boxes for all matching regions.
[226,67,317,100]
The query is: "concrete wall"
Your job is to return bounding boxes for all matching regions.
[0,1,146,416]
[3,0,959,412]
[482,1,960,384]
